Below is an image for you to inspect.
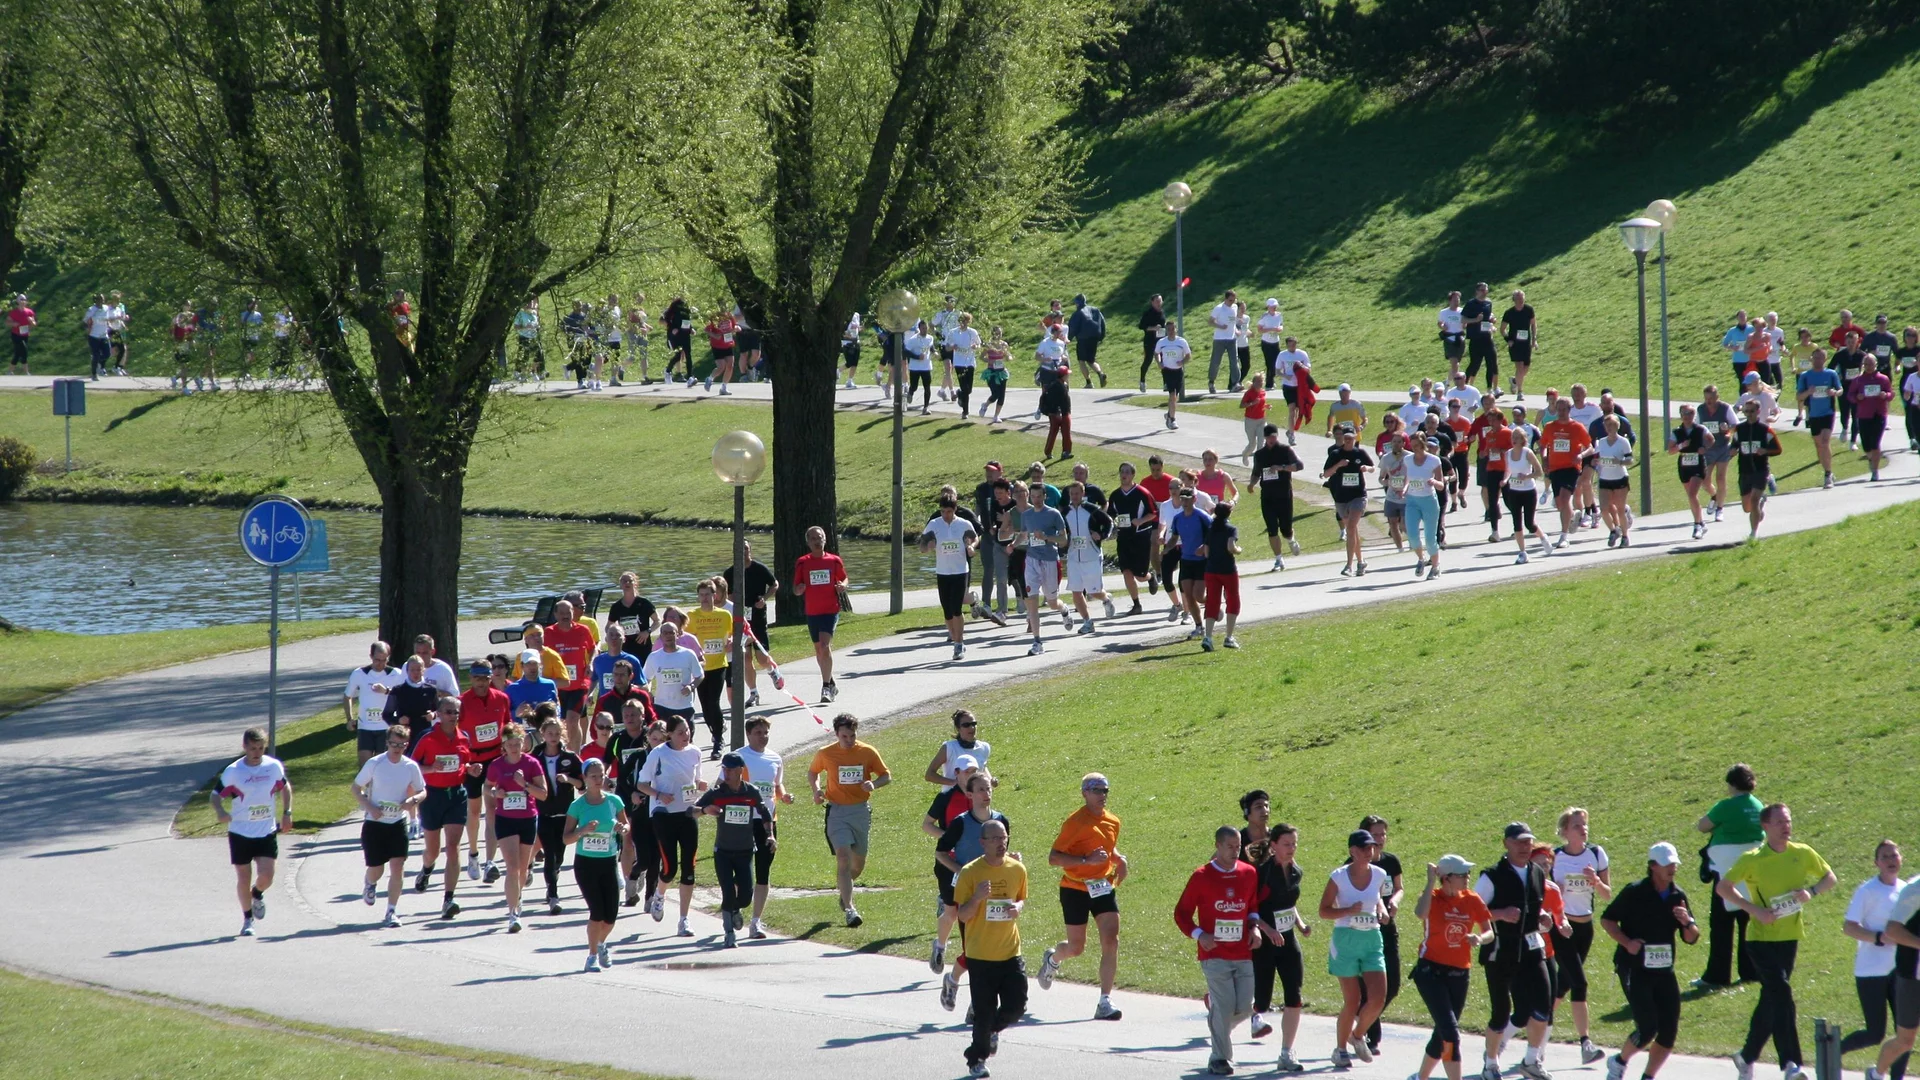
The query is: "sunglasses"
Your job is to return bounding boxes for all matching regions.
[1085,787,1110,794]
[956,721,977,728]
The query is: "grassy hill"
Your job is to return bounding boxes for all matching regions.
[762,495,1920,1057]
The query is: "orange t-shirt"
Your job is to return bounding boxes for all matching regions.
[1469,415,1509,464]
[809,741,888,805]
[1053,807,1122,893]
[1541,419,1591,472]
[1542,880,1566,959]
[1446,416,1471,448]
[544,622,596,691]
[1419,887,1492,969]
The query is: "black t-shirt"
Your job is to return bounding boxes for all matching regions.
[1422,426,1457,458]
[607,595,657,649]
[1670,425,1705,457]
[1202,519,1239,575]
[1896,345,1920,377]
[1588,410,1635,445]
[382,682,439,728]
[926,786,971,828]
[535,749,584,816]
[1077,483,1105,507]
[1734,420,1780,478]
[988,498,1019,542]
[973,481,999,523]
[662,301,692,339]
[694,782,768,853]
[1106,485,1156,535]
[1892,888,1920,978]
[1324,447,1373,496]
[1833,347,1867,378]
[1251,443,1301,492]
[1463,298,1495,338]
[722,561,778,616]
[1139,305,1167,335]
[1601,877,1693,972]
[1241,829,1305,921]
[1501,305,1536,345]
[1862,330,1899,365]
[605,731,651,806]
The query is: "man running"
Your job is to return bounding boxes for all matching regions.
[1600,843,1701,1080]
[1274,337,1310,442]
[695,752,770,948]
[1039,772,1127,1021]
[213,727,292,937]
[792,526,849,702]
[1733,399,1783,542]
[1721,805,1837,1080]
[921,495,980,661]
[352,724,426,927]
[1540,398,1590,547]
[956,818,1027,1078]
[1106,463,1158,614]
[1168,488,1214,629]
[542,599,596,746]
[1207,289,1240,393]
[1503,291,1538,399]
[1138,294,1168,392]
[1463,282,1499,391]
[738,717,791,940]
[1176,826,1260,1077]
[1158,321,1193,430]
[810,713,891,927]
[1438,291,1466,380]
[1251,424,1303,570]
[1849,356,1893,482]
[411,699,478,919]
[1062,481,1115,635]
[1019,482,1070,655]
[1795,348,1843,488]
[460,659,513,883]
[722,540,781,704]
[1476,822,1555,1080]
[343,640,398,765]
[1696,385,1737,522]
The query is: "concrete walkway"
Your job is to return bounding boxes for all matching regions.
[3,382,1914,1080]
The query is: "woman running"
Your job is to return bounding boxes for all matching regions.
[1500,430,1551,563]
[1586,415,1635,547]
[1242,794,1311,1073]
[565,758,630,971]
[484,723,548,933]
[633,715,706,936]
[1668,405,1710,539]
[982,325,1011,423]
[906,318,936,415]
[949,312,980,417]
[1412,855,1494,1080]
[1323,426,1374,577]
[1404,436,1446,579]
[532,715,583,916]
[1321,829,1391,1068]
[1552,808,1614,1064]
[1195,449,1240,503]
[662,295,693,384]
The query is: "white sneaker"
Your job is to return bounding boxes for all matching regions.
[940,971,959,1011]
[1728,1054,1752,1080]
[931,941,946,972]
[465,853,480,881]
[598,942,612,967]
[1028,640,1044,656]
[507,914,523,933]
[1781,1065,1807,1080]
[1332,1048,1353,1069]
[1289,537,1301,555]
[1351,1038,1373,1063]
[585,952,601,972]
[1103,597,1115,619]
[1061,608,1075,630]
[1606,1055,1625,1080]
[1038,947,1060,989]
[383,909,402,928]
[1515,1060,1551,1080]
[1581,1039,1604,1065]
[650,894,665,922]
[1273,556,1285,570]
[362,882,377,906]
[677,916,693,937]
[1275,1050,1303,1073]
[1515,551,1528,564]
[1223,636,1240,649]
[251,894,266,920]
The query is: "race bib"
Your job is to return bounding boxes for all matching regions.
[1340,473,1360,488]
[1113,513,1132,528]
[724,805,752,825]
[1480,321,1495,333]
[1680,453,1700,466]
[1769,894,1802,918]
[1348,911,1379,931]
[1272,908,1298,933]
[563,664,577,681]
[579,833,612,855]
[434,754,460,774]
[1552,438,1570,453]
[1643,943,1673,969]
[1864,384,1883,397]
[1702,421,1722,433]
[1740,441,1761,455]
[986,900,1014,922]
[377,801,402,822]
[474,722,499,743]
[939,540,961,555]
[1525,931,1545,951]
[1516,330,1530,341]
[619,616,641,635]
[837,765,865,786]
[1086,878,1113,899]
[1261,467,1280,482]
[1563,873,1591,895]
[703,638,726,656]
[679,320,692,330]
[360,704,384,723]
[248,802,273,822]
[753,780,775,801]
[809,569,832,586]
[502,792,528,812]
[1213,920,1244,943]
[680,783,700,807]
[1070,536,1090,551]
[1877,345,1892,357]
[1811,386,1831,398]
[658,667,684,684]
[601,673,615,691]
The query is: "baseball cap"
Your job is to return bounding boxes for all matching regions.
[1437,854,1475,877]
[518,648,540,665]
[984,460,1002,470]
[1504,822,1535,841]
[1649,842,1682,867]
[1265,298,1279,308]
[952,754,979,774]
[1742,371,1760,383]
[1408,385,1420,395]
[720,752,746,770]
[1338,382,1352,392]
[1348,829,1379,848]
[467,660,490,676]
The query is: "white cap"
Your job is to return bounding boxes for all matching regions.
[952,754,979,773]
[1437,853,1475,877]
[1265,298,1280,308]
[1408,385,1420,395]
[1338,382,1352,392]
[1649,842,1681,867]
[518,649,540,665]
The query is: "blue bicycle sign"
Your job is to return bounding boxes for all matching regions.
[238,496,313,567]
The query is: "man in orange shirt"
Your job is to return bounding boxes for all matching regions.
[1468,399,1510,544]
[545,599,597,747]
[809,713,891,927]
[1039,772,1128,1021]
[1541,398,1592,549]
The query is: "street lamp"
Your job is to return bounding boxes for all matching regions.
[1164,182,1192,339]
[712,429,767,750]
[1620,216,1662,517]
[876,287,921,615]
[1646,199,1677,436]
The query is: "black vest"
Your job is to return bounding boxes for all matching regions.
[1478,856,1547,965]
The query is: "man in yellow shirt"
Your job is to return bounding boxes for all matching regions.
[954,819,1027,1078]
[1718,804,1837,1080]
[510,624,567,682]
[682,581,735,760]
[809,713,891,928]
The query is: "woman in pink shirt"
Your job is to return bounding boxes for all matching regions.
[484,724,549,933]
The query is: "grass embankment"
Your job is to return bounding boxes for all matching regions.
[171,609,946,838]
[977,29,1920,395]
[0,391,1136,538]
[0,966,682,1080]
[759,498,1920,1058]
[0,618,372,720]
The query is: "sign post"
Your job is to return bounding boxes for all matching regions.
[239,496,313,753]
[286,519,331,621]
[51,378,86,473]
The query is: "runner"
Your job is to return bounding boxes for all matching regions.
[641,621,702,729]
[1529,843,1571,1045]
[505,649,559,737]
[213,727,292,937]
[1584,415,1635,548]
[1207,289,1240,394]
[344,640,399,765]
[1539,398,1591,547]
[564,758,629,971]
[905,318,936,414]
[531,714,584,916]
[1035,772,1127,1022]
[933,295,962,402]
[1667,406,1710,539]
[1063,482,1115,635]
[350,724,424,927]
[1720,804,1837,1080]
[1380,433,1410,553]
[1788,347,1842,488]
[1139,455,1175,596]
[1325,425,1374,576]
[1035,323,1070,426]
[982,325,1011,423]
[1503,291,1538,399]
[1106,463,1159,613]
[1599,843,1701,1080]
[1723,312,1754,383]
[1410,854,1496,1080]
[1469,398,1508,541]
[1843,841,1912,1078]
[1475,822,1555,1080]
[1239,375,1269,461]
[1177,826,1260,1077]
[684,581,734,759]
[1248,425,1304,570]
[1551,808,1613,1064]
[955,818,1027,1078]
[483,723,548,933]
[591,621,647,701]
[1864,314,1902,400]
[538,600,595,747]
[607,705,661,908]
[792,526,849,702]
[696,752,771,948]
[1693,385,1737,522]
[1463,282,1499,390]
[1158,321,1193,430]
[1903,331,1920,453]
[1068,293,1109,389]
[632,714,707,936]
[1257,299,1286,387]
[921,496,981,660]
[1438,291,1466,381]
[460,659,513,882]
[1405,436,1447,580]
[1167,488,1214,631]
[939,770,1012,1014]
[1019,481,1070,655]
[1863,874,1920,1080]
[409,701,477,919]
[1241,796,1310,1070]
[1733,399,1784,542]
[810,713,891,928]
[1319,829,1391,1067]
[737,717,792,939]
[1834,331,1868,446]
[1847,355,1892,482]
[1275,337,1310,443]
[1500,430,1552,562]
[1138,294,1167,393]
[948,312,980,417]
[607,571,658,653]
[927,753,983,1003]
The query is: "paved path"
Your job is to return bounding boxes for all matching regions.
[4,381,1914,1080]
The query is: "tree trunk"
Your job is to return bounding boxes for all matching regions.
[769,314,840,626]
[374,467,467,667]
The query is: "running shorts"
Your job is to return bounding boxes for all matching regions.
[1113,531,1151,576]
[493,814,537,844]
[1858,416,1888,453]
[1510,345,1533,367]
[1598,476,1629,491]
[1161,367,1186,395]
[1383,499,1405,524]
[937,864,957,906]
[936,572,970,620]
[1066,557,1103,595]
[1024,556,1061,598]
[806,612,839,642]
[1178,557,1208,586]
[1328,925,1387,977]
[1443,335,1465,360]
[1333,496,1366,519]
[1548,468,1580,495]
[1060,883,1119,926]
[356,728,389,755]
[1808,414,1834,436]
[1260,489,1292,537]
[1738,471,1770,497]
[1477,462,1505,488]
[559,688,588,715]
[1704,442,1734,466]
[824,801,873,857]
[228,832,279,865]
[1897,975,1920,1030]
[1678,464,1704,484]
[420,785,468,832]
[1281,384,1299,405]
[361,820,409,866]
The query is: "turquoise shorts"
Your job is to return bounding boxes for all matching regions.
[1328,924,1387,977]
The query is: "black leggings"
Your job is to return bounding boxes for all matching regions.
[1843,974,1912,1079]
[1503,487,1539,534]
[1559,919,1594,1002]
[909,368,932,407]
[1361,922,1403,1046]
[1415,960,1472,1062]
[1741,939,1801,1068]
[955,366,975,414]
[985,375,1008,412]
[538,814,568,895]
[654,812,699,885]
[714,849,754,913]
[1253,931,1304,1011]
[574,853,620,924]
[1486,954,1553,1030]
[1626,967,1681,1050]
[696,664,729,747]
[1141,334,1159,381]
[1260,341,1281,386]
[626,813,660,899]
[1905,405,1920,447]
[1261,487,1295,540]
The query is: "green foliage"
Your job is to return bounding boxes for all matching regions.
[0,435,33,499]
[1078,0,1300,118]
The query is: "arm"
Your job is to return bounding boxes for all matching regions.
[955,876,990,924]
[1600,917,1637,953]
[1414,865,1438,919]
[1317,877,1351,921]
[923,746,950,787]
[1695,814,1716,834]
[1715,874,1771,922]
[277,778,295,831]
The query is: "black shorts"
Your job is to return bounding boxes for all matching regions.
[1509,345,1533,368]
[1161,367,1186,394]
[1478,463,1505,488]
[493,814,537,844]
[1598,476,1629,491]
[936,572,971,620]
[1896,975,1920,1030]
[1179,558,1207,585]
[748,609,770,647]
[711,345,734,361]
[1260,489,1293,538]
[1548,468,1580,495]
[228,832,279,865]
[559,688,588,715]
[1678,466,1705,484]
[841,341,861,367]
[1808,414,1835,435]
[1738,471,1770,497]
[736,328,762,352]
[1059,884,1119,926]
[420,785,468,832]
[1858,415,1888,452]
[356,727,389,755]
[1114,531,1151,575]
[462,767,493,800]
[360,820,409,866]
[1443,336,1465,359]
[937,864,957,906]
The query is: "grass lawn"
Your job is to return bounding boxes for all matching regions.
[0,390,1135,537]
[0,966,682,1080]
[0,618,372,720]
[758,497,1920,1058]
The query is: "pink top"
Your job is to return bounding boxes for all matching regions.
[486,754,545,818]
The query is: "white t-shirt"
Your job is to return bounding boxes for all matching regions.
[905,333,935,371]
[924,515,977,576]
[85,305,113,338]
[642,648,703,711]
[1904,372,1920,404]
[1402,455,1443,495]
[1844,876,1911,976]
[633,743,703,816]
[1736,391,1778,424]
[1437,307,1464,336]
[937,738,990,787]
[1551,845,1610,918]
[1276,349,1308,386]
[417,657,460,697]
[736,745,784,806]
[1037,337,1068,370]
[1567,402,1603,427]
[1445,385,1484,413]
[1156,336,1190,370]
[604,305,623,343]
[108,304,129,332]
[344,665,398,731]
[220,755,287,839]
[1257,313,1285,344]
[1594,435,1633,480]
[1210,303,1237,341]
[932,308,962,337]
[1233,313,1250,348]
[946,326,980,366]
[1398,400,1433,429]
[354,754,425,824]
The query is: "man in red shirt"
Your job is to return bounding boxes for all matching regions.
[410,701,479,919]
[1540,398,1592,548]
[545,598,597,748]
[1468,399,1510,544]
[1175,826,1261,1077]
[458,660,512,883]
[1828,308,1866,350]
[791,525,849,703]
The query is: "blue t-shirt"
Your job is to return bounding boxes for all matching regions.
[1797,368,1842,417]
[567,793,621,858]
[1020,506,1066,561]
[507,675,559,715]
[1171,507,1214,559]
[1721,325,1751,354]
[590,651,647,695]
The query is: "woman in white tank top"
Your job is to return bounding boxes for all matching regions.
[1500,431,1552,564]
[1319,830,1391,1067]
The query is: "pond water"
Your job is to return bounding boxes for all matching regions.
[0,501,923,634]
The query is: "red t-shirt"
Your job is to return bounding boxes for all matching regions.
[1830,324,1866,349]
[1240,387,1268,420]
[1469,416,1509,467]
[793,553,847,617]
[706,317,737,351]
[1446,416,1471,449]
[1418,888,1492,969]
[1542,420,1591,473]
[579,741,608,765]
[7,308,34,337]
[1138,473,1173,504]
[458,686,512,761]
[411,726,472,789]
[544,622,596,691]
[1173,859,1262,962]
[390,301,412,326]
[1541,881,1566,960]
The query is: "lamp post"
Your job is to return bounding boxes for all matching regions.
[876,288,921,615]
[1647,199,1677,433]
[1619,217,1662,518]
[712,430,767,750]
[1164,182,1192,339]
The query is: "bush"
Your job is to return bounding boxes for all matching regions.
[0,436,38,500]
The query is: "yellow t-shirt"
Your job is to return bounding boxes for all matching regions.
[954,855,1028,961]
[682,608,735,672]
[510,645,567,683]
[1327,400,1366,431]
[809,741,888,805]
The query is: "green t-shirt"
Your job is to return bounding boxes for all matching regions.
[1724,841,1832,942]
[567,793,621,859]
[1706,794,1763,846]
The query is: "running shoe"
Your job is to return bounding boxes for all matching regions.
[1338,527,1347,542]
[415,869,432,893]
[1581,1038,1604,1065]
[1781,1065,1807,1080]
[678,917,693,937]
[548,896,563,916]
[952,642,965,661]
[1481,1061,1501,1080]
[1340,563,1352,577]
[251,893,266,920]
[1078,619,1095,635]
[1223,636,1240,649]
[1093,999,1122,1021]
[1606,529,1618,547]
[1426,565,1439,580]
[719,386,731,396]
[750,918,768,940]
[1272,556,1285,570]
[650,894,665,922]
[1554,534,1569,549]
[483,861,502,884]
[709,744,723,760]
[585,952,601,972]
[383,910,402,928]
[408,820,423,840]
[724,924,738,948]
[1618,534,1630,548]
[1179,608,1192,623]
[1061,608,1075,631]
[1331,1048,1352,1069]
[940,971,959,1011]
[1729,1054,1753,1080]
[508,914,523,934]
[1412,558,1425,576]
[441,898,461,919]
[1823,472,1833,489]
[363,882,377,906]
[1514,1061,1551,1080]
[1515,549,1530,565]
[466,852,481,881]
[1038,947,1060,989]
[1148,575,1159,595]
[747,689,760,707]
[1126,602,1143,616]
[1351,1038,1373,1063]
[844,907,864,928]
[1028,640,1044,656]
[1166,605,1180,621]
[1250,1013,1272,1039]
[240,919,255,937]
[1488,530,1498,544]
[1287,430,1297,446]
[1201,634,1214,652]
[1103,596,1116,619]
[598,942,611,967]
[969,1063,990,1078]
[625,879,640,907]
[1165,414,1177,430]
[1355,561,1368,576]
[1274,1050,1303,1073]
[931,941,946,972]
[1766,476,1777,495]
[1209,1061,1234,1076]
[1605,1055,1625,1080]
